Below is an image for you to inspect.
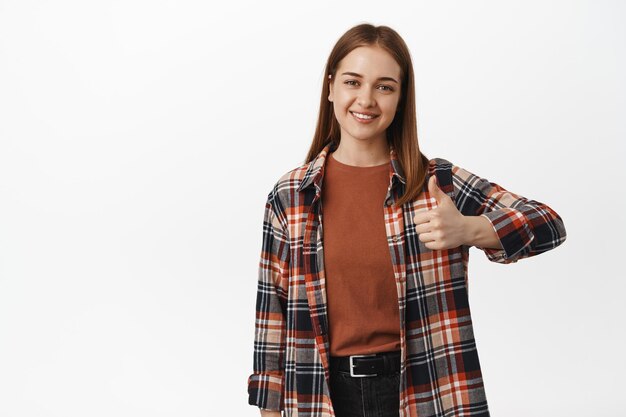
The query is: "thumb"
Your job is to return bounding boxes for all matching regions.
[428,174,446,203]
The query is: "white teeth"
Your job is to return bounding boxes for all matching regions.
[352,111,376,120]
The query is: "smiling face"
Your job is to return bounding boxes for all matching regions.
[328,45,402,145]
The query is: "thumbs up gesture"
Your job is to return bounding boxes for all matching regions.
[412,174,468,250]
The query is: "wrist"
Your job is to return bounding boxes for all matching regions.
[462,215,490,247]
[462,214,502,249]
[461,215,478,246]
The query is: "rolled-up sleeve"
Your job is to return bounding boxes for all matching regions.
[247,192,290,411]
[451,163,567,264]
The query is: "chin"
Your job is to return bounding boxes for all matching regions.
[350,131,385,142]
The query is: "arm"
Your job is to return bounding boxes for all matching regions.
[247,192,290,412]
[452,163,567,264]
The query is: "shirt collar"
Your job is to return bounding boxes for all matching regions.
[296,142,407,194]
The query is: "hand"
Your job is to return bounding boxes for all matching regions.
[412,174,468,250]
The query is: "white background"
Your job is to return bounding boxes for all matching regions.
[1,1,624,416]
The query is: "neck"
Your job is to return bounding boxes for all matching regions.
[331,138,390,167]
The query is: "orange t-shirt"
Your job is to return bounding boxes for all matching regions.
[321,151,401,357]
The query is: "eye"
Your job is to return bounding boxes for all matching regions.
[343,80,394,92]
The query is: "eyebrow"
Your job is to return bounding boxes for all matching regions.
[340,71,399,84]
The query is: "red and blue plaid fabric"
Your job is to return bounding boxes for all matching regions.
[248,142,567,416]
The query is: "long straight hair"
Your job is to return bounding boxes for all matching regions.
[304,23,430,207]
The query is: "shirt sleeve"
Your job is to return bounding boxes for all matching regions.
[451,162,567,264]
[247,192,289,411]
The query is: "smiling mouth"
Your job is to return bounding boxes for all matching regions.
[350,111,380,120]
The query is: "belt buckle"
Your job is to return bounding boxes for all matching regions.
[349,353,378,377]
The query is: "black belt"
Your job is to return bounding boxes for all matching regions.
[330,350,401,377]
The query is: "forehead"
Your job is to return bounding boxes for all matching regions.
[337,45,401,79]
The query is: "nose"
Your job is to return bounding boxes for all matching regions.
[357,89,375,108]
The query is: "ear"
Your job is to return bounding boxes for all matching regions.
[328,75,333,101]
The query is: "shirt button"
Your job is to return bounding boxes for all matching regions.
[392,236,399,242]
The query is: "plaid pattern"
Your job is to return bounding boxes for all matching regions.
[248,142,567,417]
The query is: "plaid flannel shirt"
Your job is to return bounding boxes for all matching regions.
[247,142,567,417]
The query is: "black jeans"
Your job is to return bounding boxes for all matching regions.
[328,361,401,417]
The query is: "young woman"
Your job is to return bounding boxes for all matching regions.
[247,23,566,417]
